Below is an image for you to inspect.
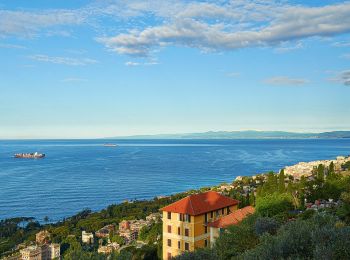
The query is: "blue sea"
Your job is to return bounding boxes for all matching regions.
[1,139,350,222]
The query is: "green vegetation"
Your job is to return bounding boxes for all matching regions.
[138,222,162,244]
[256,193,293,217]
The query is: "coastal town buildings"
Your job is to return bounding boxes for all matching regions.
[82,231,94,244]
[20,246,41,260]
[15,243,60,260]
[97,242,120,254]
[161,191,239,259]
[35,231,50,245]
[146,213,161,223]
[118,221,138,243]
[95,224,115,238]
[40,244,60,260]
[118,218,151,244]
[284,156,350,178]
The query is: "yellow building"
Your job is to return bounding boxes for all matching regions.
[161,191,239,259]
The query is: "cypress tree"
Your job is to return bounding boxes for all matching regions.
[279,169,286,193]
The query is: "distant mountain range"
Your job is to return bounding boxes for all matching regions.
[109,130,350,139]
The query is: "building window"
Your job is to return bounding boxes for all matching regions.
[204,226,207,233]
[210,211,213,218]
[167,252,172,260]
[178,241,181,249]
[216,210,219,217]
[178,227,180,235]
[167,212,171,220]
[204,213,208,223]
[185,242,189,251]
[168,225,172,233]
[205,239,208,247]
[227,206,230,214]
[179,213,183,221]
[184,214,191,223]
[222,208,225,215]
[167,239,172,247]
[185,228,189,236]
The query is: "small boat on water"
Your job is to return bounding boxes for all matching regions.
[14,152,45,159]
[103,143,118,147]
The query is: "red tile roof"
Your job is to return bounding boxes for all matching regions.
[208,206,255,228]
[160,191,239,216]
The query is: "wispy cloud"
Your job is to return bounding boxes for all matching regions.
[328,70,350,86]
[332,41,350,47]
[0,9,88,37]
[125,61,140,66]
[340,53,350,59]
[226,72,240,78]
[264,76,309,86]
[125,59,159,66]
[275,42,304,53]
[0,43,26,49]
[28,54,98,66]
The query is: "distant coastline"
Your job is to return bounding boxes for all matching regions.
[108,130,350,140]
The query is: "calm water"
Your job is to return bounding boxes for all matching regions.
[1,139,350,222]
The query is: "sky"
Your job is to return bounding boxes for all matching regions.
[0,0,350,139]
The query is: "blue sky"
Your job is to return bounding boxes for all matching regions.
[0,0,350,138]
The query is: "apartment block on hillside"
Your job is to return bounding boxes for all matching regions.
[161,191,239,259]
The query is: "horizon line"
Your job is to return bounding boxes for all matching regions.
[1,129,350,140]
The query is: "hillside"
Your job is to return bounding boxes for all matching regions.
[109,130,350,139]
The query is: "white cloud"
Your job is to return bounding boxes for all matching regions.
[328,70,350,86]
[1,1,350,57]
[98,2,350,56]
[28,54,98,66]
[264,76,309,86]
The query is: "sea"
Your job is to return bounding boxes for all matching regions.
[1,139,350,222]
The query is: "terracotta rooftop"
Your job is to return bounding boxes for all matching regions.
[208,206,255,228]
[160,191,239,216]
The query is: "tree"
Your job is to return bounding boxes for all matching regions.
[313,223,350,259]
[279,169,286,193]
[317,164,325,182]
[255,217,280,236]
[44,216,49,224]
[337,192,350,223]
[329,161,335,174]
[243,219,314,259]
[249,192,255,206]
[214,215,258,259]
[174,248,218,260]
[110,234,124,245]
[256,193,293,217]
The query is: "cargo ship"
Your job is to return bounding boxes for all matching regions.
[14,152,45,159]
